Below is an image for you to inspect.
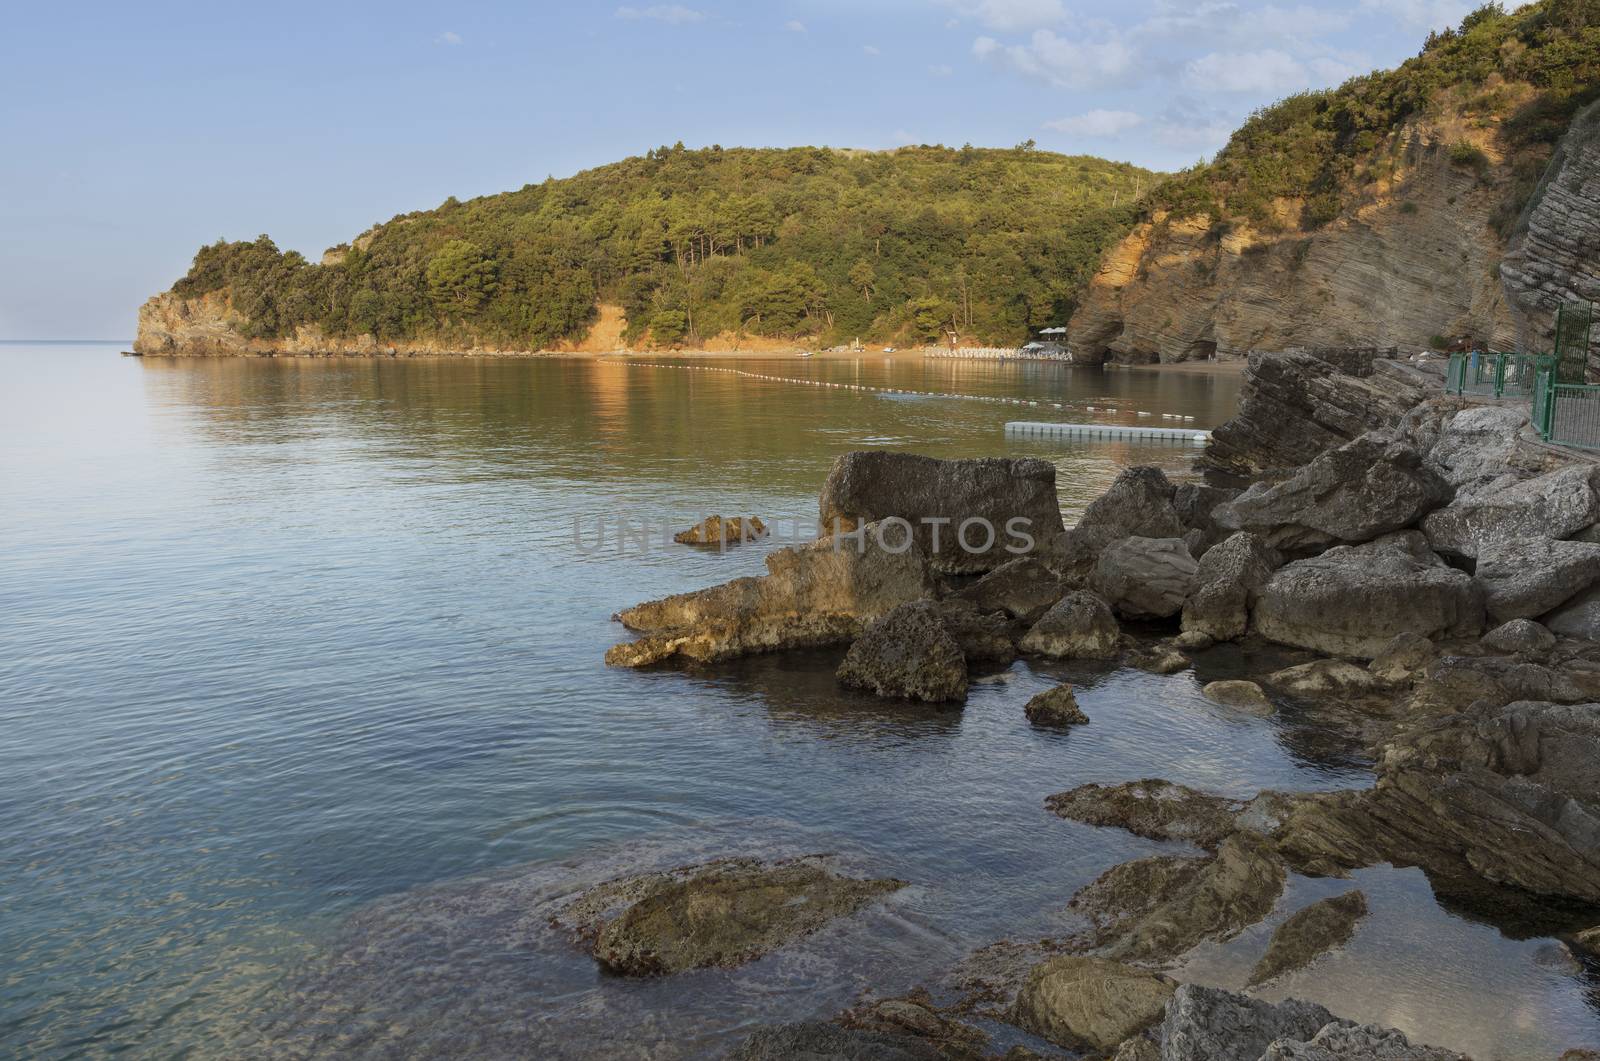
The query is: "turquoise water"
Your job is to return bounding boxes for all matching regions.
[1,344,1595,1058]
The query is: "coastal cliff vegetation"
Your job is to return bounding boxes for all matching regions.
[165,146,1154,351]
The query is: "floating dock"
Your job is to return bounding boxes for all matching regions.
[1005,421,1211,444]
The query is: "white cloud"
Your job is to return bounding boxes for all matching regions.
[973,29,1138,89]
[434,30,463,45]
[1360,0,1476,30]
[1044,108,1145,137]
[1152,99,1240,153]
[1183,48,1307,92]
[614,5,706,24]
[929,63,955,76]
[945,0,1068,31]
[864,44,881,55]
[784,18,807,32]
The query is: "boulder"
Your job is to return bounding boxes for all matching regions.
[817,451,1064,573]
[1020,592,1122,659]
[1046,779,1242,849]
[836,602,968,703]
[1252,540,1484,658]
[731,1023,938,1060]
[1025,684,1089,727]
[955,556,1067,622]
[1159,985,1337,1061]
[1422,465,1600,559]
[570,856,905,976]
[1047,467,1183,577]
[1090,537,1199,620]
[1181,532,1283,642]
[1248,891,1368,985]
[1200,350,1432,478]
[1474,537,1600,623]
[1481,618,1558,659]
[1545,584,1600,641]
[1213,432,1451,552]
[1368,632,1437,684]
[1009,956,1175,1051]
[1173,483,1242,552]
[1203,680,1273,713]
[1423,404,1531,494]
[673,515,767,546]
[608,525,935,667]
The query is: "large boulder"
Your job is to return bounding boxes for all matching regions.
[607,525,935,666]
[565,856,905,976]
[1020,591,1122,659]
[836,602,968,703]
[1252,538,1484,658]
[1159,985,1337,1061]
[1181,532,1282,642]
[1009,956,1175,1051]
[1546,584,1600,641]
[1214,432,1451,552]
[955,556,1067,621]
[1423,404,1532,495]
[1200,351,1432,478]
[1047,466,1183,577]
[1422,465,1600,559]
[1090,537,1199,620]
[817,452,1064,573]
[1473,536,1600,622]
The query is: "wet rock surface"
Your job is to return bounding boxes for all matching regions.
[1020,591,1122,659]
[567,856,906,976]
[1203,680,1274,713]
[1024,684,1088,727]
[817,451,1064,573]
[836,602,969,702]
[1046,779,1241,849]
[1248,891,1369,985]
[1009,956,1175,1050]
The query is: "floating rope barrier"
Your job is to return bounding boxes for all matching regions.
[605,360,1199,423]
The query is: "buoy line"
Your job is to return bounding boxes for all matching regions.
[605,360,1199,423]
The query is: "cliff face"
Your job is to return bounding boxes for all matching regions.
[1500,99,1600,364]
[135,291,540,357]
[1069,121,1519,364]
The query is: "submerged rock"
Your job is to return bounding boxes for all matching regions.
[836,602,968,703]
[1025,684,1089,727]
[817,451,1064,573]
[1046,779,1241,849]
[570,856,906,976]
[674,515,768,546]
[1182,532,1283,642]
[1009,956,1176,1051]
[1019,591,1122,659]
[1252,538,1483,658]
[608,526,934,667]
[1263,660,1394,699]
[1203,680,1274,713]
[1248,890,1369,985]
[1091,536,1199,620]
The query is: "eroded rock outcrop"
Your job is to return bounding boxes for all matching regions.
[607,526,934,666]
[817,452,1063,573]
[1047,779,1241,849]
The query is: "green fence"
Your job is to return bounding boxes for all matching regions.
[1440,300,1597,448]
[1547,382,1600,451]
[1444,352,1548,399]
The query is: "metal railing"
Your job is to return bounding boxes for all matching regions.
[1444,352,1547,399]
[1546,382,1600,451]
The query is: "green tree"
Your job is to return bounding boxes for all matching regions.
[848,259,876,301]
[426,240,498,311]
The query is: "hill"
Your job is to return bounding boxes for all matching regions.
[1069,0,1600,363]
[137,145,1156,355]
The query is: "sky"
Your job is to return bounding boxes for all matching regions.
[0,0,1481,339]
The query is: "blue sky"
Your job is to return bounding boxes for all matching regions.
[0,0,1478,339]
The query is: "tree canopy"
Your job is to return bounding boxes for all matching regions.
[168,144,1156,349]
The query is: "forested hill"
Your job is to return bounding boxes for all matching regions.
[152,145,1157,352]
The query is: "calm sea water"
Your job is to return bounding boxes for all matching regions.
[1,344,1595,1058]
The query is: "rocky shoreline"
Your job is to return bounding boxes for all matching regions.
[593,346,1600,1058]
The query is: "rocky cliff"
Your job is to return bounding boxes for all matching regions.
[1500,98,1600,364]
[1068,117,1519,364]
